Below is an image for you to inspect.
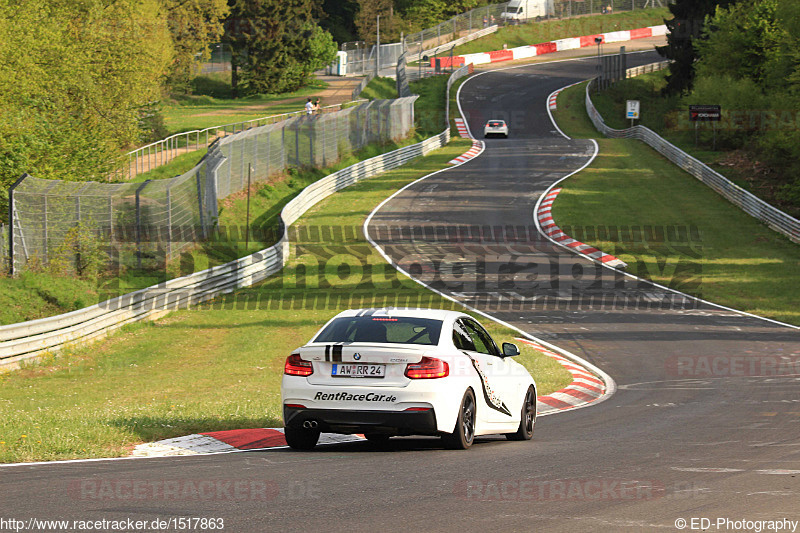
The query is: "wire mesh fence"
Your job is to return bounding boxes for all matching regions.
[338,42,406,76]
[124,100,365,181]
[8,97,418,276]
[405,3,510,59]
[0,223,7,272]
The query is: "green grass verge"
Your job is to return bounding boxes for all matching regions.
[412,75,450,136]
[0,134,572,463]
[552,81,800,325]
[130,149,208,183]
[162,78,329,134]
[359,77,398,100]
[0,272,100,325]
[453,8,669,56]
[589,71,799,218]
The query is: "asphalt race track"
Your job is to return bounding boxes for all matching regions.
[3,51,799,532]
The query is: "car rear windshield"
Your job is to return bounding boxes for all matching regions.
[489,121,504,127]
[314,316,443,345]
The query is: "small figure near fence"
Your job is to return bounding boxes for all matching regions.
[305,98,314,115]
[483,15,488,28]
[314,98,321,114]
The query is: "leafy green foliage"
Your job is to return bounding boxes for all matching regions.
[320,0,359,43]
[48,223,106,279]
[227,0,337,95]
[0,0,174,220]
[689,0,800,212]
[163,0,230,94]
[356,0,405,44]
[656,0,736,94]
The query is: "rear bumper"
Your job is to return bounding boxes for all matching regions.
[283,406,438,436]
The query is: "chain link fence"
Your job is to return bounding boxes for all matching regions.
[125,100,365,181]
[405,3,510,59]
[551,0,666,18]
[8,97,418,276]
[339,42,406,76]
[0,223,7,272]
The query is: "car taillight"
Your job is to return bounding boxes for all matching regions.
[405,357,449,379]
[284,354,313,376]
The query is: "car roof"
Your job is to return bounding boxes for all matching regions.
[331,308,467,322]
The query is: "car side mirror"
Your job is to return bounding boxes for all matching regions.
[502,342,520,357]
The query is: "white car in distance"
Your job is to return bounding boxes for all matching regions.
[281,308,537,450]
[484,119,509,138]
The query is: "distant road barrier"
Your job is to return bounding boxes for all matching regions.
[585,65,800,244]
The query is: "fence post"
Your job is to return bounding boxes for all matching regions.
[295,120,301,166]
[196,173,207,240]
[135,180,150,270]
[321,114,326,166]
[309,117,314,165]
[8,173,27,276]
[165,185,172,259]
[108,196,115,268]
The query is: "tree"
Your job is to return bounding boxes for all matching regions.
[656,0,736,95]
[162,0,230,93]
[695,0,787,88]
[320,0,359,44]
[394,0,487,33]
[226,0,336,95]
[355,0,404,45]
[0,0,173,209]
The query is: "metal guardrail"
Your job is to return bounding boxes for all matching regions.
[123,100,367,180]
[585,64,800,244]
[0,63,478,369]
[419,25,499,60]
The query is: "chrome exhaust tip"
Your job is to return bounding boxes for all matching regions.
[302,420,318,429]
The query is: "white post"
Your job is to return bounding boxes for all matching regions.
[376,15,380,76]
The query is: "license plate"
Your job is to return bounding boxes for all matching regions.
[331,363,385,378]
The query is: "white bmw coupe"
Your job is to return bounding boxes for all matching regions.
[281,308,537,450]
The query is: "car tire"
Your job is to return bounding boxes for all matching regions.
[284,426,320,450]
[506,385,536,441]
[442,389,476,450]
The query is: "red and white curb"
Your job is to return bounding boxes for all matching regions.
[537,188,628,269]
[132,428,364,457]
[454,118,471,138]
[548,89,562,111]
[448,140,483,165]
[448,118,484,165]
[433,24,667,68]
[516,338,607,413]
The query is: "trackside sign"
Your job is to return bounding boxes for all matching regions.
[689,105,721,122]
